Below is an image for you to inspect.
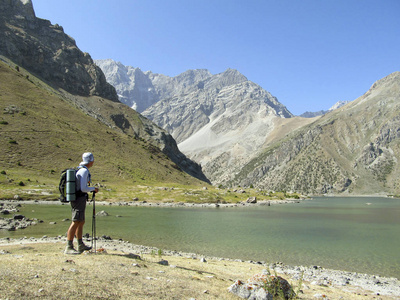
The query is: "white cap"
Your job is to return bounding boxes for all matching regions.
[79,152,94,166]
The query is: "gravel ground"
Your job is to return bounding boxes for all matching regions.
[1,236,399,299]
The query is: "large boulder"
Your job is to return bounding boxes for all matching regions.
[228,270,295,300]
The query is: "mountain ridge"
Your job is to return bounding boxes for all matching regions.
[96,59,299,185]
[99,58,400,194]
[233,71,400,194]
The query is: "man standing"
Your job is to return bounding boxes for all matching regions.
[64,152,99,254]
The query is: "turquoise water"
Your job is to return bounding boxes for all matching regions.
[2,197,400,279]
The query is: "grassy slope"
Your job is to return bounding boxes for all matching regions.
[0,60,206,201]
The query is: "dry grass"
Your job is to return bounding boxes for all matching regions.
[0,58,205,203]
[0,242,393,300]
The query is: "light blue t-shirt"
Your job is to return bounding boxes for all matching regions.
[76,166,95,193]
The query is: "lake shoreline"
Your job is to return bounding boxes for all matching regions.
[1,235,399,298]
[2,199,400,298]
[0,197,307,208]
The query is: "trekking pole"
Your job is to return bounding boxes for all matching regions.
[91,191,96,254]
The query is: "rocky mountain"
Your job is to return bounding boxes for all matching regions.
[142,68,294,142]
[100,55,400,195]
[0,0,117,101]
[0,0,208,183]
[95,59,220,113]
[98,59,297,185]
[232,72,400,195]
[300,101,351,118]
[95,59,160,112]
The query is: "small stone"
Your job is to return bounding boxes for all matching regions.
[96,210,109,217]
[157,259,169,266]
[246,197,257,203]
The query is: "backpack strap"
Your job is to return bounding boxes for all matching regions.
[77,165,91,185]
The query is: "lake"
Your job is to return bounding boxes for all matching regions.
[2,196,400,279]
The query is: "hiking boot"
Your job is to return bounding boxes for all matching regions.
[64,245,80,255]
[78,243,92,253]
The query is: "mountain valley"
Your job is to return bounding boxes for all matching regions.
[1,0,399,197]
[98,57,400,195]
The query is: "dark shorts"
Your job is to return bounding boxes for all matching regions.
[70,194,88,221]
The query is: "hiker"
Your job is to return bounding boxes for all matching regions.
[64,152,99,254]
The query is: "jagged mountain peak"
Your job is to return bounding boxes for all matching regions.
[95,59,158,111]
[0,0,118,101]
[98,61,293,175]
[175,69,211,80]
[2,0,36,21]
[139,66,292,142]
[97,59,254,113]
[221,67,247,78]
[203,68,248,90]
[172,69,213,91]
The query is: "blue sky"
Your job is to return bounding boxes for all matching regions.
[32,0,400,115]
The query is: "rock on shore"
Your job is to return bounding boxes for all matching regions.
[0,203,43,231]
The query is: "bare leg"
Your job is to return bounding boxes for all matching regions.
[67,221,85,241]
[75,221,85,240]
